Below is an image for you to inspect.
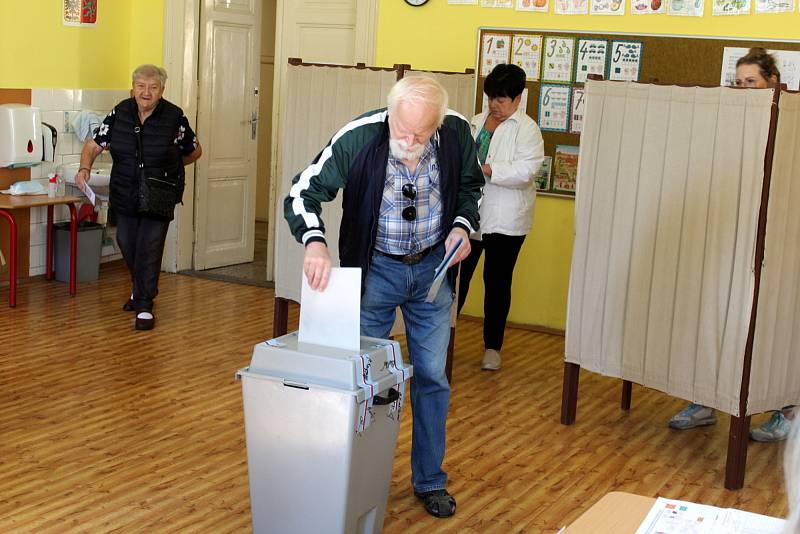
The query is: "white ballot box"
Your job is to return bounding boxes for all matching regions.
[237,332,413,534]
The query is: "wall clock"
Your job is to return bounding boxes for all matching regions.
[405,0,430,6]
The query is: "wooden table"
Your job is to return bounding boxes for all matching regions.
[0,194,80,307]
[565,492,655,533]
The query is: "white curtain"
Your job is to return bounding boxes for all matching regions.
[749,91,800,414]
[566,81,774,416]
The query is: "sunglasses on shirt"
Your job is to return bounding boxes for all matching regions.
[402,182,416,221]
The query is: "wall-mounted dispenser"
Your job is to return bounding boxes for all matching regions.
[0,104,43,168]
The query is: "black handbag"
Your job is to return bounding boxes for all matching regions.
[135,125,184,218]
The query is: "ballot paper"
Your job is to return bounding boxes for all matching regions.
[299,267,361,351]
[634,497,785,534]
[425,239,463,303]
[83,183,97,206]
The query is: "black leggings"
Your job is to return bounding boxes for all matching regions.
[458,233,526,350]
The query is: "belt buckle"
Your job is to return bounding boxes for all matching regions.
[402,252,423,265]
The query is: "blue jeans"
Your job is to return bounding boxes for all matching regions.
[361,244,453,493]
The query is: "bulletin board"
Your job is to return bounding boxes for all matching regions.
[476,27,800,198]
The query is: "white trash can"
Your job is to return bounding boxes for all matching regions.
[237,332,413,534]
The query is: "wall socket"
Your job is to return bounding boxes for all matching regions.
[63,111,73,133]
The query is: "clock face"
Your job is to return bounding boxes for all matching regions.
[405,0,429,5]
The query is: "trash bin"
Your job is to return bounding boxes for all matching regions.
[237,332,413,534]
[53,221,103,282]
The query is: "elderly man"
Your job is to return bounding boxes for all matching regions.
[284,75,483,518]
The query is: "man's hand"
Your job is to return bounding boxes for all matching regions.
[444,227,471,267]
[304,241,332,291]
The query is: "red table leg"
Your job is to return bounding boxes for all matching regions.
[67,203,77,296]
[0,209,17,307]
[46,205,54,280]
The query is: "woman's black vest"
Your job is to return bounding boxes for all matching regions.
[109,98,184,217]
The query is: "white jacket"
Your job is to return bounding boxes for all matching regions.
[470,106,545,237]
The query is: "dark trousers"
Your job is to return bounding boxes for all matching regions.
[115,212,171,312]
[457,233,526,350]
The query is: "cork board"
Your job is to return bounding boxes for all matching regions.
[476,28,800,197]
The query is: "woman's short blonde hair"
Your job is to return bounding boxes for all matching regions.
[132,64,168,87]
[387,75,448,128]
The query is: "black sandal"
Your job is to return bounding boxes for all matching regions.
[414,489,456,518]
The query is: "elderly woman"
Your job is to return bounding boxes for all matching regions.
[76,64,202,331]
[457,63,544,371]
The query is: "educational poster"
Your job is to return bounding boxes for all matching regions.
[575,39,608,83]
[755,0,793,12]
[448,0,478,3]
[63,0,98,26]
[591,0,625,14]
[542,37,575,83]
[552,145,579,193]
[720,47,800,90]
[539,85,572,132]
[570,87,586,134]
[535,157,553,191]
[668,0,705,16]
[609,40,643,81]
[482,0,514,6]
[517,0,550,12]
[555,0,589,14]
[712,0,750,15]
[631,0,666,13]
[481,33,512,77]
[512,34,544,80]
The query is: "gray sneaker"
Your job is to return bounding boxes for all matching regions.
[750,411,791,442]
[668,403,717,429]
[481,349,501,371]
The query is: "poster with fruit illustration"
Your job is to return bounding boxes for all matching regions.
[517,0,550,11]
[712,0,750,15]
[591,0,626,14]
[539,84,572,132]
[755,0,793,12]
[555,0,589,14]
[609,40,643,82]
[512,35,544,80]
[482,0,514,6]
[668,0,704,16]
[542,37,576,83]
[575,39,608,83]
[481,34,512,77]
[631,0,666,13]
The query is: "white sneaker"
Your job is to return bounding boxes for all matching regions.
[481,349,501,371]
[668,403,717,429]
[750,411,791,442]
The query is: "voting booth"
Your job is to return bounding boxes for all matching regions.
[562,79,800,489]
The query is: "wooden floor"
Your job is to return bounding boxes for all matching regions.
[0,262,788,533]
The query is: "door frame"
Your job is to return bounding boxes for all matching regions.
[162,0,378,274]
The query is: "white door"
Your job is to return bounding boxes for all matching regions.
[194,0,262,269]
[266,0,377,279]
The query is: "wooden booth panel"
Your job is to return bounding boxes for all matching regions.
[565,81,773,416]
[0,89,32,284]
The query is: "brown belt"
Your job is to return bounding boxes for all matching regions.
[374,246,434,265]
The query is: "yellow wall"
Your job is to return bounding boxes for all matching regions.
[0,2,164,89]
[375,0,800,330]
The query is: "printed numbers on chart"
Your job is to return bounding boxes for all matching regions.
[515,37,525,55]
[547,39,557,57]
[542,87,551,106]
[579,41,590,61]
[575,91,584,108]
[486,37,494,53]
[613,44,623,63]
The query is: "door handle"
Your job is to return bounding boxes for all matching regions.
[250,112,258,140]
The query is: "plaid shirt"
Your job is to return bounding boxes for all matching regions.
[374,139,443,255]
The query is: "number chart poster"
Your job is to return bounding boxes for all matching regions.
[570,87,586,134]
[542,37,575,83]
[609,40,643,81]
[512,34,544,81]
[539,84,572,132]
[481,33,512,76]
[575,39,608,83]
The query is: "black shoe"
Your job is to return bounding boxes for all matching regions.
[123,299,135,312]
[414,489,456,518]
[135,312,155,331]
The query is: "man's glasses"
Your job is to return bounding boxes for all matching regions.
[402,182,416,221]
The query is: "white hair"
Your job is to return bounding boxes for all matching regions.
[132,64,168,87]
[387,75,448,128]
[785,417,800,534]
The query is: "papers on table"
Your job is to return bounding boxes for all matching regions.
[635,497,785,534]
[299,267,361,351]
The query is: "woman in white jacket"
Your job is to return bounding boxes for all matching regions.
[457,64,545,371]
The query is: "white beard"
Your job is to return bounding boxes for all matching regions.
[390,138,426,161]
